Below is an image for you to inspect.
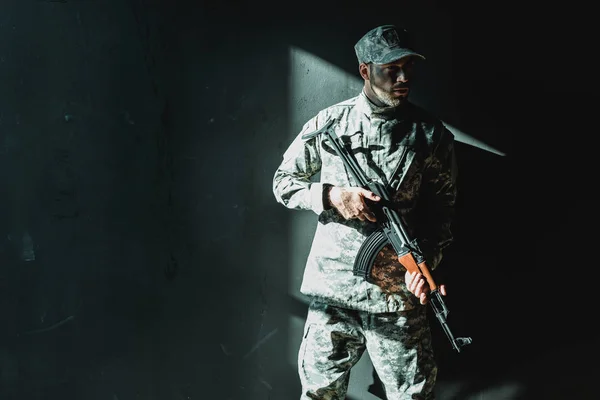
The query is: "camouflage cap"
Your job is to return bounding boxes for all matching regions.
[354,25,425,65]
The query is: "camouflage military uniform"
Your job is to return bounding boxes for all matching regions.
[272,25,457,400]
[299,301,435,400]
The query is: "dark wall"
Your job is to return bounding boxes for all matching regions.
[0,1,597,399]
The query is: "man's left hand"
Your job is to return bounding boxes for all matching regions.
[405,270,446,305]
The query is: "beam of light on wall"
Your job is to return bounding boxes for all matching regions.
[285,45,367,372]
[286,46,365,299]
[288,45,506,156]
[444,123,506,156]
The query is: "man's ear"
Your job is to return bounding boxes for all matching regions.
[359,63,369,81]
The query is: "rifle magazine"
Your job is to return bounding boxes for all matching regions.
[353,228,389,283]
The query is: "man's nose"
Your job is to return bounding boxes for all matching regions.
[395,70,408,82]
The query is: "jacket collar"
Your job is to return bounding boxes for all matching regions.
[357,90,412,120]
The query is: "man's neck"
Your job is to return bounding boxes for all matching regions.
[362,89,408,110]
[363,87,385,107]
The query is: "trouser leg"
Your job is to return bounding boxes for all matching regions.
[364,306,437,400]
[298,301,366,400]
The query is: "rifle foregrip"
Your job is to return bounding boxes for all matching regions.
[397,253,438,291]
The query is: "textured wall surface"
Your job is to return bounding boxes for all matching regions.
[0,1,596,399]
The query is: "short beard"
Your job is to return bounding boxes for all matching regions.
[371,82,403,107]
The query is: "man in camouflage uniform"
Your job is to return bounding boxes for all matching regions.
[273,24,457,400]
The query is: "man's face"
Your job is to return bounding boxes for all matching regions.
[367,56,416,107]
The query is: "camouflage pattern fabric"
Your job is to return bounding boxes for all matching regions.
[353,25,425,65]
[299,300,436,400]
[273,91,457,314]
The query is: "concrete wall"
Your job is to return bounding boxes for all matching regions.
[0,1,596,399]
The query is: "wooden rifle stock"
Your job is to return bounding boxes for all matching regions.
[398,252,437,291]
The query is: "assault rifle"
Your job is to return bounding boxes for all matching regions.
[302,119,472,353]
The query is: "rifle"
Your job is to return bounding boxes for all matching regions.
[302,119,472,353]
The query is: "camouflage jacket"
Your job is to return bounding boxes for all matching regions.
[273,91,457,313]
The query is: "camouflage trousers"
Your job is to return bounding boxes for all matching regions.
[298,300,437,400]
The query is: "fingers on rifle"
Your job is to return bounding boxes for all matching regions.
[417,277,427,297]
[407,271,416,289]
[440,284,447,296]
[358,203,377,222]
[414,272,423,286]
[361,189,380,201]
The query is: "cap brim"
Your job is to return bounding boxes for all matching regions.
[376,49,426,64]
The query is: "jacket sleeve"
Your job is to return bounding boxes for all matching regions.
[417,124,458,270]
[272,116,330,215]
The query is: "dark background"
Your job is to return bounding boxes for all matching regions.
[0,0,597,399]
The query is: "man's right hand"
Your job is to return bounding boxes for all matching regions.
[328,186,380,222]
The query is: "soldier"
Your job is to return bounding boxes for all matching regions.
[273,24,457,400]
